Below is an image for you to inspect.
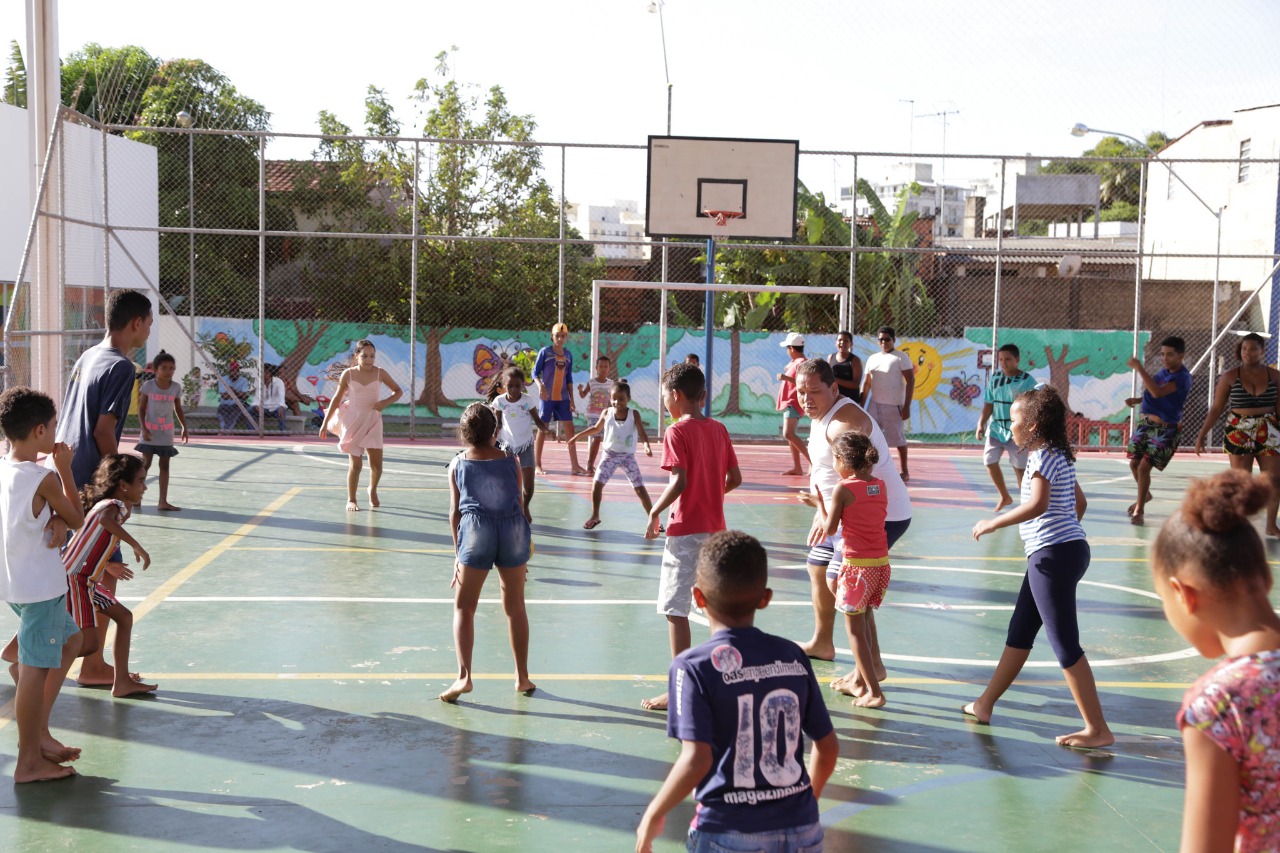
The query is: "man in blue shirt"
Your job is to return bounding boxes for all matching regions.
[976,344,1038,512]
[636,530,838,853]
[217,360,253,432]
[1124,336,1193,525]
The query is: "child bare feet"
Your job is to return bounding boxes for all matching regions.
[367,488,380,508]
[14,755,76,783]
[76,663,114,688]
[346,500,360,512]
[113,672,157,698]
[797,640,835,662]
[157,502,182,511]
[994,494,1013,512]
[1055,727,1115,749]
[535,466,549,476]
[1130,512,1145,526]
[516,679,536,696]
[961,700,992,724]
[42,736,81,763]
[641,692,668,711]
[781,467,805,476]
[854,693,886,709]
[439,678,473,703]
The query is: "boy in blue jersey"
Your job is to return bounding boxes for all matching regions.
[976,344,1038,512]
[1124,336,1193,526]
[636,530,839,853]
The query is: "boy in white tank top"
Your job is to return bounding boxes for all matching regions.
[570,381,654,530]
[0,387,87,782]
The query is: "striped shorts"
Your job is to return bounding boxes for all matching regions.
[66,576,119,630]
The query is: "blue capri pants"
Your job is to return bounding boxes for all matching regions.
[1005,538,1090,668]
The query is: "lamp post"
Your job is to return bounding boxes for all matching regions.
[1071,123,1225,409]
[648,1,671,135]
[176,110,195,373]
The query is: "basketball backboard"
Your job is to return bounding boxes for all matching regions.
[645,135,798,240]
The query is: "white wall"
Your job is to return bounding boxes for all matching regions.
[1,102,159,299]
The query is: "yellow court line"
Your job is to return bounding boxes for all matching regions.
[296,486,449,492]
[86,672,1195,689]
[0,486,304,729]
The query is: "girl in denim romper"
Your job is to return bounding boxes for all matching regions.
[441,403,534,703]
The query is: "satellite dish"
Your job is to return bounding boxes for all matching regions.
[1058,254,1083,279]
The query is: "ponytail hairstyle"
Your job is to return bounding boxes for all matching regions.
[152,350,176,369]
[458,402,498,448]
[1014,386,1074,463]
[1153,469,1272,593]
[831,430,879,475]
[81,453,146,512]
[351,339,375,366]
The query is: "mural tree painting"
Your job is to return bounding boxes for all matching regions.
[260,319,366,405]
[965,327,1147,414]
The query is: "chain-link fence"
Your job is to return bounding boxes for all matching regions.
[5,105,1278,445]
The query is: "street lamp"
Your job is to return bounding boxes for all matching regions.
[648,1,671,135]
[1071,122,1225,411]
[176,111,195,374]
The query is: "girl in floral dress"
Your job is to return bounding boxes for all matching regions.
[1152,469,1280,852]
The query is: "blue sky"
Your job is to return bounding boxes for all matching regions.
[3,0,1277,202]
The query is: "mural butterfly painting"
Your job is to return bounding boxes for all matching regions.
[949,372,982,407]
[473,342,533,396]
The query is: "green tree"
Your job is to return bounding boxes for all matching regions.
[1043,131,1171,220]
[60,43,158,124]
[854,179,936,335]
[3,41,25,107]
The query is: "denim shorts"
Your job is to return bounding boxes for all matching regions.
[687,820,823,853]
[9,596,80,669]
[457,512,531,570]
[540,398,574,423]
[508,444,534,470]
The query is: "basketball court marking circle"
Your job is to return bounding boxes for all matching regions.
[778,562,1197,668]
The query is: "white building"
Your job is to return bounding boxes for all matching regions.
[1142,104,1280,303]
[839,162,970,237]
[970,156,1102,238]
[565,199,649,261]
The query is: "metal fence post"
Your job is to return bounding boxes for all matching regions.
[257,134,266,437]
[991,157,1007,359]
[410,140,420,439]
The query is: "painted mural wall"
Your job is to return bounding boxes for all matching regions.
[151,316,1147,441]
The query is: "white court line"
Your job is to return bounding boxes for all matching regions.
[291,444,447,477]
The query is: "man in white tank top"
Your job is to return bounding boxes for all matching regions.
[794,359,911,664]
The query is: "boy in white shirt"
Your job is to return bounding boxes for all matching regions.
[0,387,86,782]
[860,326,915,481]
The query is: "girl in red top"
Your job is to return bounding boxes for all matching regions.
[821,431,890,708]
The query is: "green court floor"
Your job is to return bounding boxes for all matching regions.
[0,437,1271,851]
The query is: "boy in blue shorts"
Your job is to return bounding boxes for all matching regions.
[643,363,741,711]
[1124,335,1192,525]
[0,387,87,782]
[636,530,839,853]
[976,343,1038,512]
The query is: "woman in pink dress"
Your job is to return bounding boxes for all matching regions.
[319,339,403,511]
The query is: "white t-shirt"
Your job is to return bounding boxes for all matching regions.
[0,459,66,603]
[260,376,286,410]
[492,393,539,452]
[865,350,914,407]
[808,397,911,522]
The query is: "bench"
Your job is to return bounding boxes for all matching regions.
[183,407,308,435]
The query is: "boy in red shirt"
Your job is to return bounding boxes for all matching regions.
[643,363,742,711]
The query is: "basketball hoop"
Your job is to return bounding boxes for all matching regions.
[703,209,743,227]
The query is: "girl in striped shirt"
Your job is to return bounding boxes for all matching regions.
[64,454,156,697]
[965,387,1113,748]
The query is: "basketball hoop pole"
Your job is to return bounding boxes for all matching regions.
[704,237,715,416]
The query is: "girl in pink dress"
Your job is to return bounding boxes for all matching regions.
[319,340,403,511]
[1152,469,1280,853]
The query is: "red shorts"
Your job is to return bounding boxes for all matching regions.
[835,559,891,614]
[65,576,118,629]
